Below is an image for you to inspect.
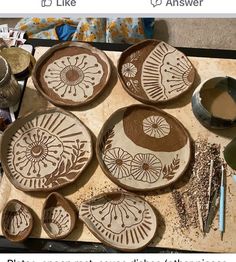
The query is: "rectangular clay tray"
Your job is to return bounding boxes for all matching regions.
[0,46,236,252]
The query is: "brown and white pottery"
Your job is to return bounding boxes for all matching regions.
[1,199,33,242]
[0,47,32,76]
[97,104,191,191]
[192,76,236,129]
[0,55,21,108]
[42,192,77,239]
[118,40,195,104]
[79,191,157,251]
[1,108,93,192]
[32,42,111,107]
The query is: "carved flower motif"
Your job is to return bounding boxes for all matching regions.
[143,116,170,139]
[122,63,137,78]
[131,153,162,183]
[44,54,103,102]
[14,128,63,178]
[103,148,132,179]
[89,194,146,234]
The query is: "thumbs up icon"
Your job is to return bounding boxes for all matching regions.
[151,0,162,7]
[41,0,52,7]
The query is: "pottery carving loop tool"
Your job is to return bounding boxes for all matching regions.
[204,159,214,232]
[219,165,225,241]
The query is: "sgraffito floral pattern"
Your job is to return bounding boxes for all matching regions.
[79,192,156,250]
[103,148,132,179]
[142,116,170,139]
[122,63,137,78]
[130,153,162,183]
[44,54,103,102]
[14,128,63,178]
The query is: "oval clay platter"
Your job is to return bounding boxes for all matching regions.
[1,200,33,242]
[118,40,195,104]
[97,104,191,191]
[79,191,157,252]
[1,108,93,192]
[32,42,111,107]
[42,192,77,239]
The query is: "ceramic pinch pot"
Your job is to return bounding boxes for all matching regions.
[224,137,236,170]
[0,107,93,192]
[0,47,32,79]
[32,42,111,107]
[0,55,21,108]
[42,192,77,239]
[79,191,158,252]
[192,76,236,129]
[1,200,33,242]
[96,104,191,191]
[118,39,195,104]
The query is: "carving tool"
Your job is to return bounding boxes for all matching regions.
[219,165,225,240]
[205,159,214,231]
[205,190,218,233]
[197,198,204,234]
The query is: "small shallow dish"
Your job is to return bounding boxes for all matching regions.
[79,191,157,252]
[1,200,33,242]
[96,104,191,191]
[118,39,195,104]
[42,192,77,239]
[32,42,111,107]
[192,76,236,129]
[1,107,93,192]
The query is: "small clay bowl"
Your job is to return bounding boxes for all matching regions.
[224,137,236,170]
[0,47,32,76]
[79,191,158,252]
[1,200,33,242]
[41,192,77,239]
[192,76,236,129]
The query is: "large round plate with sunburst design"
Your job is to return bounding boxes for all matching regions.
[0,108,93,192]
[79,191,157,251]
[118,40,195,104]
[32,42,111,107]
[97,104,191,191]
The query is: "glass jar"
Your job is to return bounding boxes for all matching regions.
[0,55,21,108]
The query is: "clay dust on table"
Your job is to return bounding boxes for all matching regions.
[172,137,222,232]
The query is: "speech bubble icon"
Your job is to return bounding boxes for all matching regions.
[151,0,162,7]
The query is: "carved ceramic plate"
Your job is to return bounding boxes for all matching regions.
[1,200,33,242]
[32,42,111,107]
[79,191,157,251]
[118,40,195,104]
[42,192,77,239]
[1,108,93,192]
[97,104,191,191]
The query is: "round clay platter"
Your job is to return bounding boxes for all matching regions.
[97,104,191,191]
[79,191,157,252]
[1,199,33,242]
[42,192,77,240]
[118,40,195,104]
[32,42,111,107]
[1,108,93,192]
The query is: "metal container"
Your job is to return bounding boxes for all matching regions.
[0,55,21,108]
